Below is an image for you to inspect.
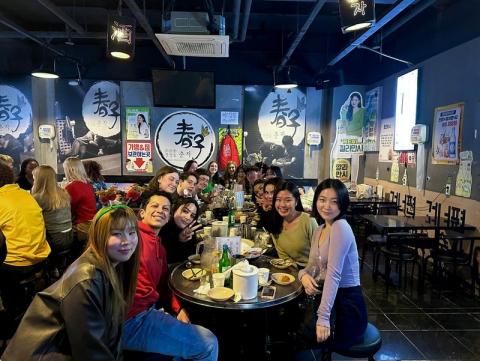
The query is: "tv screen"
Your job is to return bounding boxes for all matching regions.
[394,68,418,151]
[152,70,215,109]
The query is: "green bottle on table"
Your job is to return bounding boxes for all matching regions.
[219,244,231,287]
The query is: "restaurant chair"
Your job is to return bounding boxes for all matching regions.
[46,247,75,281]
[324,323,382,361]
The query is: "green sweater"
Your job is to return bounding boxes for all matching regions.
[272,212,318,267]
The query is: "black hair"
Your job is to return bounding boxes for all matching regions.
[194,168,210,178]
[172,197,200,225]
[140,189,173,211]
[270,181,304,235]
[137,113,146,133]
[18,158,38,178]
[0,161,14,187]
[346,92,363,122]
[266,165,283,178]
[281,135,294,148]
[263,176,283,192]
[311,178,350,225]
[183,160,198,173]
[179,171,198,182]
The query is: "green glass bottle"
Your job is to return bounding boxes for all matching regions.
[219,244,231,287]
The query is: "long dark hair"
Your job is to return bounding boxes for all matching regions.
[18,158,37,179]
[270,181,304,235]
[346,92,363,122]
[183,160,198,173]
[137,113,146,133]
[311,178,350,225]
[170,197,199,230]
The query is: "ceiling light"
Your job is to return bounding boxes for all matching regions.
[274,66,298,90]
[339,0,376,34]
[31,58,59,79]
[107,15,136,60]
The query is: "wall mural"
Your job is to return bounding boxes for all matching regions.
[155,110,215,170]
[0,82,34,171]
[244,86,306,179]
[55,80,122,175]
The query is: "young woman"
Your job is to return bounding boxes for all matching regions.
[31,165,73,254]
[160,197,200,264]
[16,158,38,190]
[137,113,150,139]
[63,157,97,246]
[148,166,180,194]
[202,161,222,194]
[297,178,367,351]
[265,165,283,179]
[1,205,140,361]
[271,181,317,267]
[83,160,107,210]
[258,177,283,234]
[222,161,237,189]
[341,92,365,137]
[183,159,198,173]
[234,165,248,192]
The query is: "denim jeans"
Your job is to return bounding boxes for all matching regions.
[123,307,218,361]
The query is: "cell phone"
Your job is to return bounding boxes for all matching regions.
[260,286,276,299]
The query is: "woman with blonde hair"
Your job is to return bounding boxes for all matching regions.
[2,205,141,361]
[63,157,97,248]
[32,165,73,254]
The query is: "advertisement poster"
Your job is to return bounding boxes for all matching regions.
[244,86,306,179]
[0,82,34,171]
[432,103,463,164]
[390,159,399,183]
[125,141,153,173]
[363,87,382,152]
[332,158,351,183]
[126,107,150,140]
[378,118,395,162]
[455,150,473,198]
[155,110,215,169]
[55,80,122,175]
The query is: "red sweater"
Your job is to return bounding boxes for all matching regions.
[65,180,97,224]
[127,221,181,319]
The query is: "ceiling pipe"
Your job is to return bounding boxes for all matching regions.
[239,0,252,42]
[232,0,241,41]
[0,31,153,40]
[36,0,85,34]
[278,0,328,71]
[123,0,175,69]
[328,0,417,66]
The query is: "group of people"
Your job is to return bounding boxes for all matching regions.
[0,154,368,360]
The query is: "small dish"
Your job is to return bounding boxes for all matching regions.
[188,254,201,264]
[182,268,206,281]
[207,287,235,301]
[269,258,295,269]
[243,247,263,260]
[271,273,295,285]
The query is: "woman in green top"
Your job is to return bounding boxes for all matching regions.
[271,181,317,267]
[340,92,366,137]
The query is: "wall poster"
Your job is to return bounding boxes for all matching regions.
[378,118,395,162]
[55,80,122,175]
[126,106,150,140]
[363,87,382,152]
[125,141,153,174]
[244,86,306,179]
[332,158,351,183]
[432,102,463,164]
[0,82,34,171]
[155,110,215,170]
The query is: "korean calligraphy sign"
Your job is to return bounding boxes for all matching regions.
[0,85,32,137]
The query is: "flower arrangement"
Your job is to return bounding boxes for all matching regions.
[96,184,145,208]
[124,184,144,207]
[96,187,119,206]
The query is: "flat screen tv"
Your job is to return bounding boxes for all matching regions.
[152,69,215,109]
[394,68,419,151]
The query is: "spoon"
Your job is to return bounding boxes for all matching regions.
[185,261,201,278]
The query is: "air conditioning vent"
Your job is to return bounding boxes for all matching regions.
[155,34,229,57]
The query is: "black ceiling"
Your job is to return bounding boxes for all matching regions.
[0,0,478,86]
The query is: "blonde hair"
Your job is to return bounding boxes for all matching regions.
[32,165,70,210]
[0,154,13,164]
[63,157,89,183]
[87,206,140,322]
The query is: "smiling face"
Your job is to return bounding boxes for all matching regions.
[208,162,218,175]
[158,172,179,193]
[275,190,297,219]
[178,175,197,195]
[196,174,210,191]
[351,95,360,108]
[140,195,171,231]
[227,163,236,175]
[316,188,341,225]
[263,184,276,210]
[174,203,198,229]
[107,221,138,266]
[187,161,198,173]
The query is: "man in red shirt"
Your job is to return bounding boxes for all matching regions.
[123,190,218,360]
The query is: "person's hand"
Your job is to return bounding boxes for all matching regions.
[179,223,202,242]
[177,309,190,323]
[300,273,319,296]
[316,325,330,343]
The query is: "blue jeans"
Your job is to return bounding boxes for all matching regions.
[123,307,218,361]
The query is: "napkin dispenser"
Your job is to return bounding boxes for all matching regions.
[232,265,258,300]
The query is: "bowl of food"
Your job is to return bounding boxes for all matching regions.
[269,258,295,269]
[182,268,207,281]
[271,272,295,285]
[207,287,235,301]
[242,247,263,260]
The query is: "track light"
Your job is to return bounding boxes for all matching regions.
[32,57,59,79]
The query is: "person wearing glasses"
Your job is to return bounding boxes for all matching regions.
[2,205,140,360]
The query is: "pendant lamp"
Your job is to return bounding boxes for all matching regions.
[339,0,375,33]
[107,15,136,60]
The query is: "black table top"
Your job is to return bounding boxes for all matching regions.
[169,255,302,310]
[361,214,476,232]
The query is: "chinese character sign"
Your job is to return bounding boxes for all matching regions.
[0,85,32,137]
[432,103,463,164]
[332,159,351,183]
[82,81,121,138]
[155,111,215,169]
[125,141,153,173]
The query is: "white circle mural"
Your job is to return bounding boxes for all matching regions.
[82,81,120,137]
[0,85,32,137]
[155,111,215,169]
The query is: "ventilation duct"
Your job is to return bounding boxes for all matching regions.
[155,33,229,57]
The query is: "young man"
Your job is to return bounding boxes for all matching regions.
[123,190,218,360]
[194,168,211,209]
[245,166,259,194]
[176,172,198,198]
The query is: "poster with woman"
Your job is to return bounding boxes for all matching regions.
[432,103,463,164]
[126,107,150,140]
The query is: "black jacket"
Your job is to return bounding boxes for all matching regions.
[1,251,123,361]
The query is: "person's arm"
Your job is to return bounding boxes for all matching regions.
[271,234,290,261]
[299,227,321,294]
[61,277,118,361]
[316,220,354,327]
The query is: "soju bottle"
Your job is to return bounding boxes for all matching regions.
[219,245,231,287]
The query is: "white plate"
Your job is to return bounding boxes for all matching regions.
[243,247,263,259]
[240,239,255,254]
[271,273,295,285]
[182,268,206,281]
[269,258,295,269]
[188,254,201,264]
[207,287,235,301]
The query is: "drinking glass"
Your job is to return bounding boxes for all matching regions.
[305,256,326,300]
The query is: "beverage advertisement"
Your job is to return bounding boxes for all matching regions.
[432,103,463,164]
